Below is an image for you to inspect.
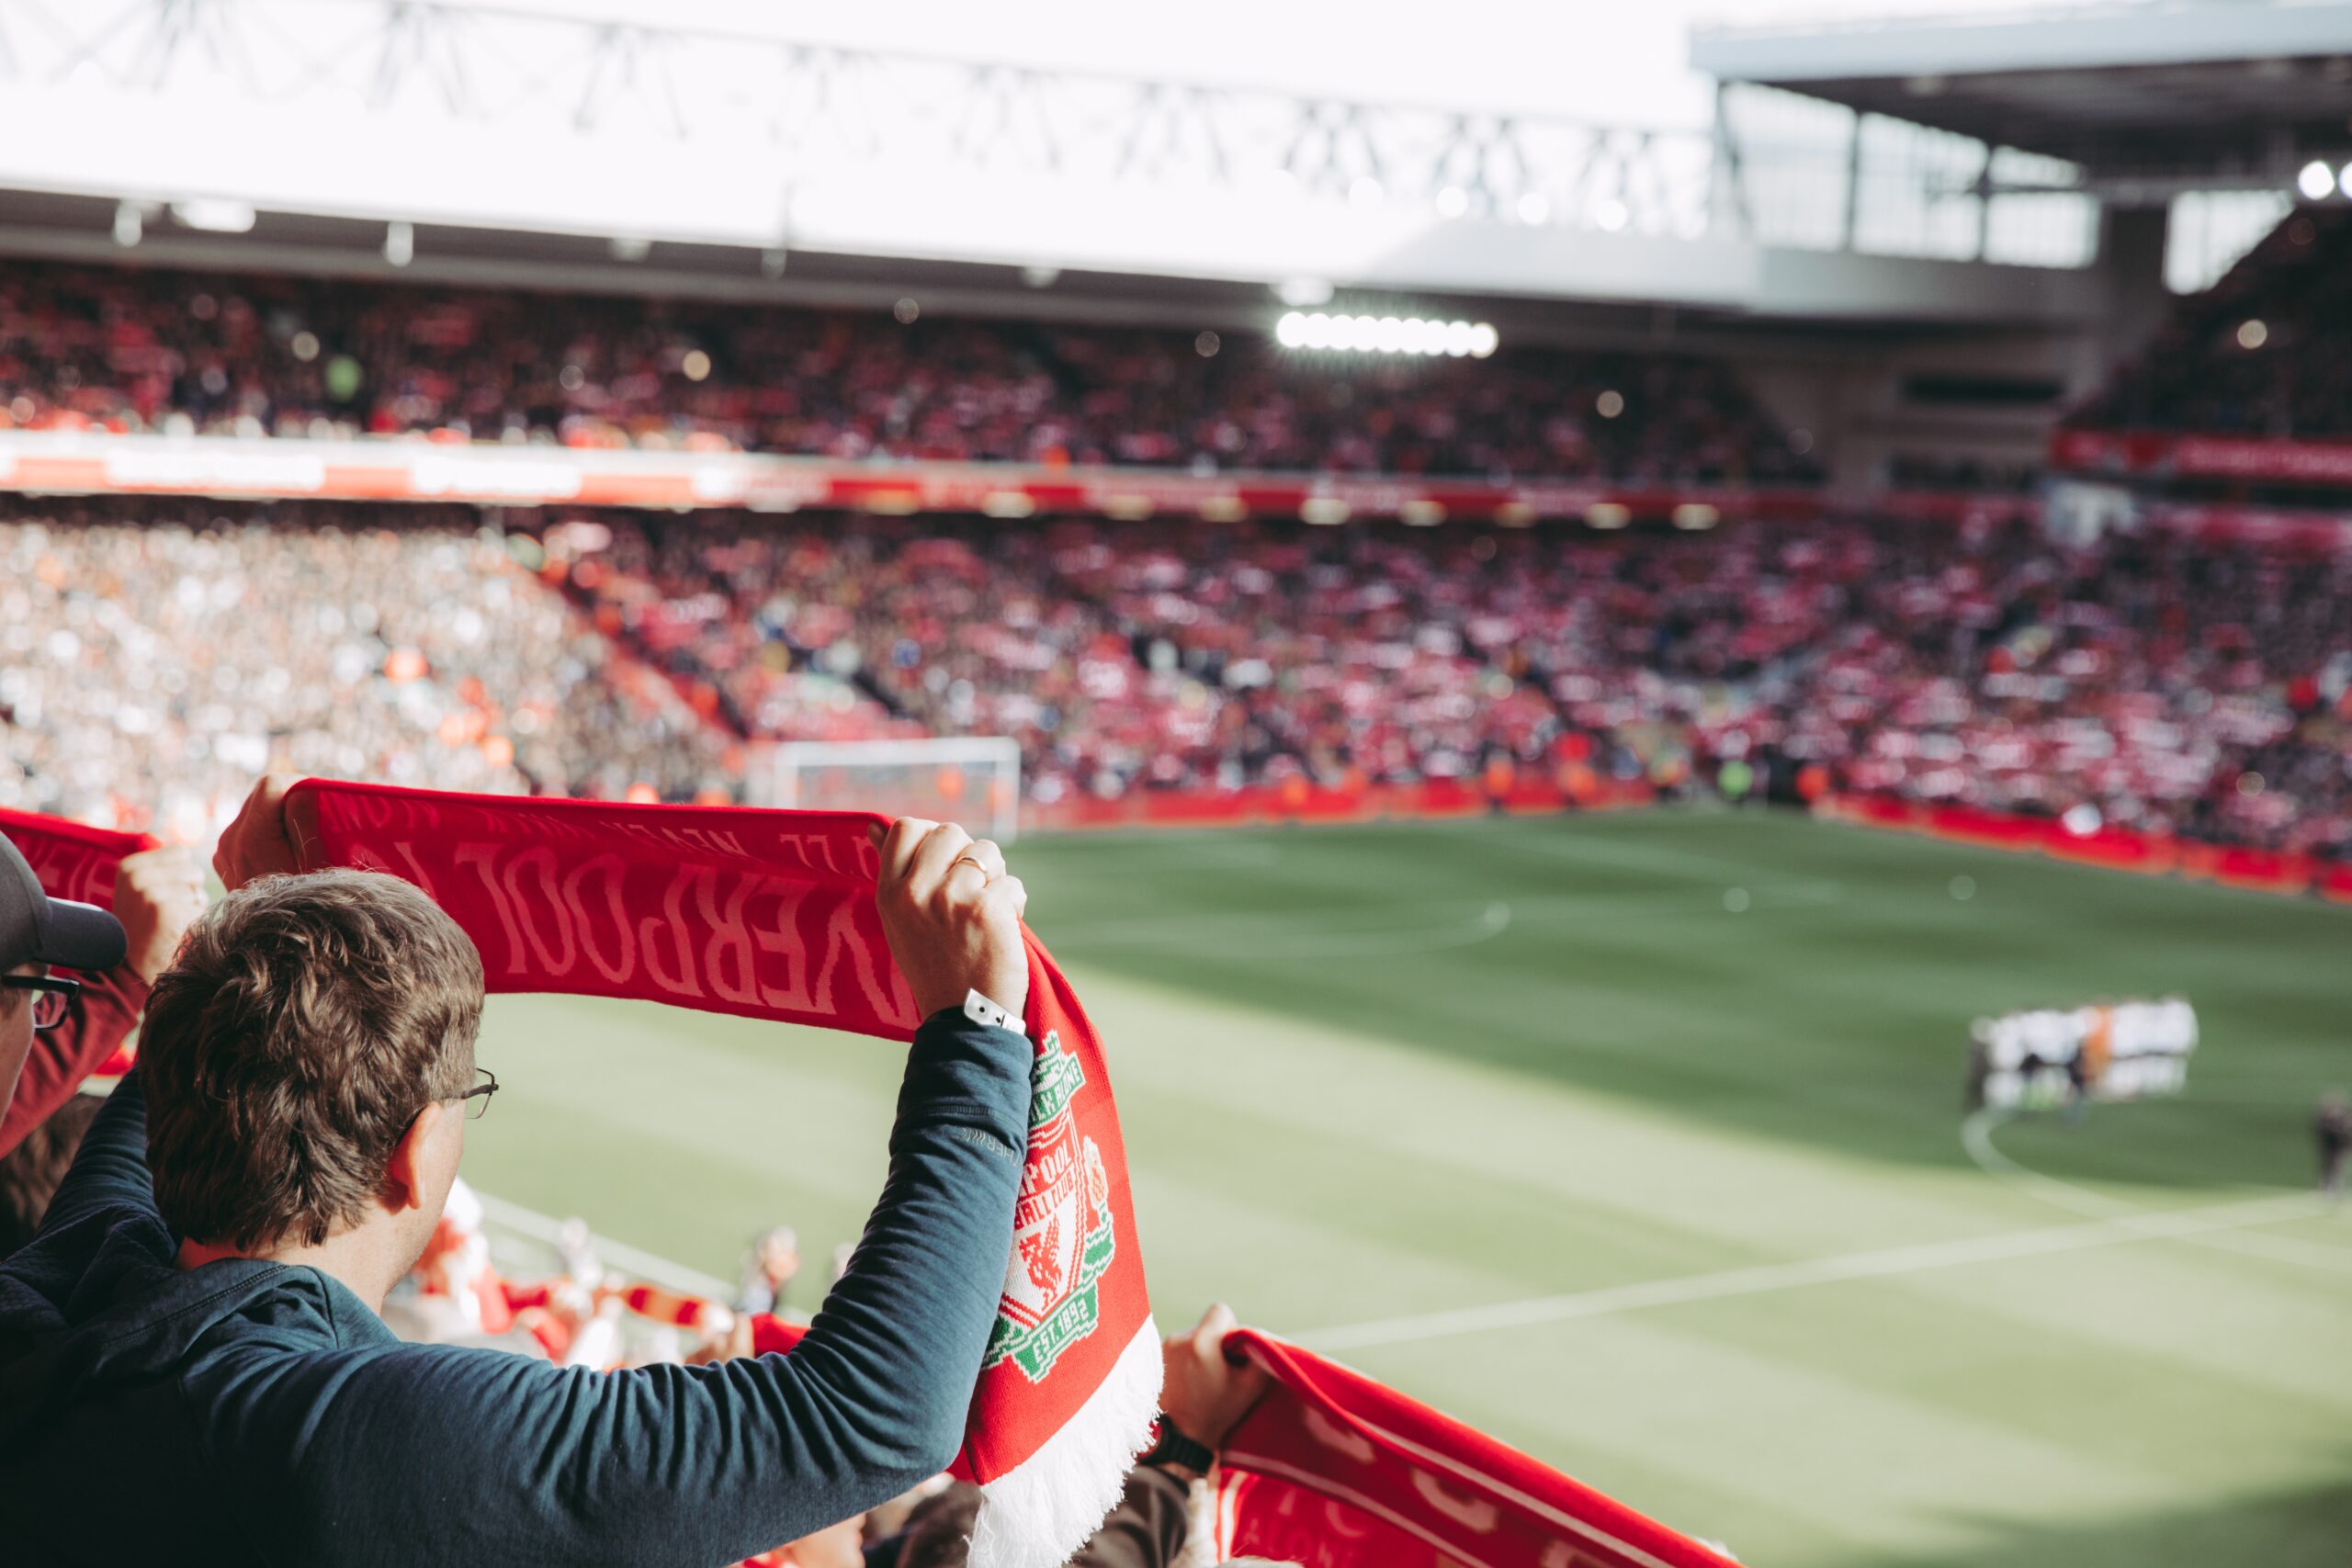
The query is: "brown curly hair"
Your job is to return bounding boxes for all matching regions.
[140,870,482,1250]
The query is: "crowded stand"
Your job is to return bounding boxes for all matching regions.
[6,498,2347,863]
[0,261,1816,482]
[553,507,2352,858]
[0,502,737,837]
[2069,205,2352,440]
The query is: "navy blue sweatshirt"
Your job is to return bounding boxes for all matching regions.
[0,1010,1030,1568]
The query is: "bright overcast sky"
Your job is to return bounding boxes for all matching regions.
[473,0,2055,130]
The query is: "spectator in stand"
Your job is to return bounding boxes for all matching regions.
[0,840,207,1159]
[882,1304,1270,1568]
[0,1090,100,1257]
[738,1224,803,1316]
[0,786,1041,1566]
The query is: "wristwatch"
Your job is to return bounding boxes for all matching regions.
[962,987,1021,1033]
[1141,1420,1215,1479]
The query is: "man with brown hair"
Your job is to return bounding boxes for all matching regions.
[0,779,1039,1568]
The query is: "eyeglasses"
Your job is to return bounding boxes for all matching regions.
[452,1067,499,1122]
[3,974,79,1032]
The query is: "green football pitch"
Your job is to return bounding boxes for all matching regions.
[459,808,2352,1568]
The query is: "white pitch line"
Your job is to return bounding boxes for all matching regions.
[1297,1190,2327,1355]
[475,1190,735,1302]
[1962,1108,2352,1274]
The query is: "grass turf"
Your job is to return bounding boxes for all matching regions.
[458,807,2352,1567]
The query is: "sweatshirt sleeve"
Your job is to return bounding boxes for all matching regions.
[1072,1466,1193,1568]
[35,1064,161,1238]
[0,963,147,1159]
[237,1009,1033,1568]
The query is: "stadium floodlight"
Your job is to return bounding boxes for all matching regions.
[1276,276,1336,308]
[384,220,414,267]
[172,197,255,233]
[2342,163,2352,199]
[1595,198,1630,232]
[1516,192,1551,225]
[112,201,141,247]
[1435,186,1469,219]
[1277,311,1498,358]
[1585,502,1632,529]
[2299,160,2337,199]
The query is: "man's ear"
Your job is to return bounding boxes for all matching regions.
[385,1101,449,1214]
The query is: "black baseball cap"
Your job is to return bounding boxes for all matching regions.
[1,833,127,975]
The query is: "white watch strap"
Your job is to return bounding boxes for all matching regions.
[962,987,1020,1032]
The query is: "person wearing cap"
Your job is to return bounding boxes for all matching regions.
[0,835,205,1159]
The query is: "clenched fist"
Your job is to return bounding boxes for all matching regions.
[212,775,321,892]
[114,846,208,984]
[1159,1303,1270,1456]
[868,818,1029,1024]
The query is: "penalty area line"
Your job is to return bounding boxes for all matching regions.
[1296,1189,2326,1355]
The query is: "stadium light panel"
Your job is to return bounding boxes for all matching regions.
[1435,186,1469,219]
[2342,163,2352,199]
[384,220,414,267]
[112,201,141,247]
[1515,192,1550,225]
[1595,198,1629,232]
[1275,276,1335,308]
[2299,160,2337,199]
[1584,502,1632,530]
[172,197,255,233]
[1276,310,1498,359]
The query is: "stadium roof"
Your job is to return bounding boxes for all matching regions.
[1692,1,2352,179]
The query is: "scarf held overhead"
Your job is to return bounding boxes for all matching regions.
[1211,1329,1742,1568]
[0,807,156,913]
[284,780,1158,1568]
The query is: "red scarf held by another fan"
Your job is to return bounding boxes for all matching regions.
[0,808,158,1154]
[1213,1329,1742,1568]
[282,780,1159,1568]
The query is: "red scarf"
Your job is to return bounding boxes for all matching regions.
[1213,1329,1740,1568]
[286,780,1159,1568]
[0,807,154,911]
[0,808,158,1153]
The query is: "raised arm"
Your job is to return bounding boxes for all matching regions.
[240,818,1040,1565]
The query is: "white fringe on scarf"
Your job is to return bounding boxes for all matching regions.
[967,1315,1163,1568]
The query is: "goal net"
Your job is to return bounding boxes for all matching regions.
[754,738,1023,842]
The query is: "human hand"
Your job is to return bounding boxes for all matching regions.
[113,846,208,984]
[868,818,1028,1022]
[1159,1303,1269,1453]
[211,775,320,891]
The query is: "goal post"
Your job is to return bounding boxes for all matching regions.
[754,737,1023,842]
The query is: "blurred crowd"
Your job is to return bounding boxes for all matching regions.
[0,261,1814,482]
[553,508,2352,857]
[0,502,736,839]
[6,501,2347,861]
[2073,205,2352,439]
